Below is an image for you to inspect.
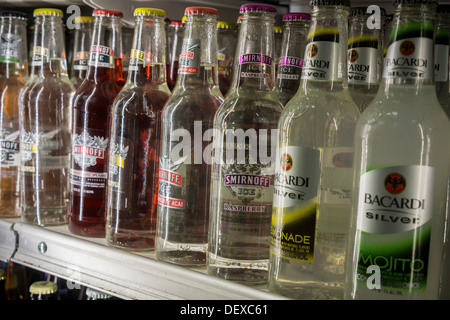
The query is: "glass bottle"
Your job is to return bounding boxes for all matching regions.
[268,0,359,299]
[0,11,28,218]
[68,9,123,237]
[217,21,237,96]
[434,4,450,117]
[122,25,134,81]
[156,6,223,266]
[4,261,28,300]
[106,8,171,251]
[19,8,74,226]
[166,20,183,91]
[207,4,283,284]
[70,16,94,89]
[345,0,450,300]
[275,12,310,106]
[383,14,394,58]
[347,6,385,113]
[274,25,283,78]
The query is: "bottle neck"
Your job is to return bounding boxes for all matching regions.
[382,4,436,89]
[300,6,350,92]
[275,20,309,87]
[127,16,167,85]
[0,17,28,77]
[87,15,122,83]
[233,13,276,92]
[176,14,218,88]
[70,21,93,79]
[347,14,384,86]
[30,15,67,77]
[434,10,450,86]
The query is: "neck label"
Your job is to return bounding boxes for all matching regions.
[348,47,379,84]
[89,45,114,68]
[301,41,339,81]
[435,43,449,82]
[383,37,433,80]
[178,39,200,74]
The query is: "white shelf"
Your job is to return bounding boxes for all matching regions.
[0,218,286,300]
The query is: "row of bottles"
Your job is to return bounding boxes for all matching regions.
[0,0,449,300]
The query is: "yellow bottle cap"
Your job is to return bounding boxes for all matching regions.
[74,16,94,23]
[29,281,58,295]
[33,8,64,17]
[217,21,236,29]
[134,8,166,17]
[274,26,283,33]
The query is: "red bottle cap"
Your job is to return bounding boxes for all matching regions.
[170,20,183,26]
[184,7,218,15]
[92,9,123,17]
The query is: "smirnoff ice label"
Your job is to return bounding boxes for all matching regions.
[0,130,20,168]
[271,146,320,262]
[239,53,273,79]
[0,33,23,63]
[89,45,114,68]
[277,56,303,81]
[302,41,339,81]
[178,39,200,74]
[355,165,435,294]
[383,37,433,80]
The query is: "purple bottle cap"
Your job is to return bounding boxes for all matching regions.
[239,4,277,14]
[282,12,311,21]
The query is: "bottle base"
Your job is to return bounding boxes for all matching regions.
[106,230,155,252]
[267,280,344,300]
[156,239,207,267]
[21,206,68,226]
[207,254,268,284]
[68,218,105,238]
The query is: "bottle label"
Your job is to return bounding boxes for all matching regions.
[89,45,114,68]
[70,130,109,196]
[107,140,132,210]
[31,46,48,66]
[271,146,320,262]
[157,153,187,211]
[239,53,272,79]
[178,39,200,74]
[383,37,433,80]
[20,129,69,171]
[348,47,379,84]
[355,165,435,295]
[73,51,89,70]
[0,33,23,63]
[302,41,339,81]
[277,56,303,81]
[434,44,449,82]
[0,130,20,168]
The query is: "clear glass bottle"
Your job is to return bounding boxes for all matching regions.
[217,21,237,97]
[347,6,385,113]
[268,0,359,299]
[68,9,123,238]
[345,0,450,300]
[156,7,223,266]
[274,25,283,78]
[383,14,394,58]
[122,25,134,81]
[0,11,28,218]
[69,16,94,89]
[106,8,171,251]
[207,4,283,284]
[166,20,183,91]
[275,12,310,106]
[19,8,74,226]
[434,4,450,117]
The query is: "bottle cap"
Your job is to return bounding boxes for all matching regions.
[217,21,236,29]
[92,9,123,17]
[240,4,277,14]
[274,26,283,33]
[133,8,166,17]
[309,0,351,7]
[73,16,94,23]
[170,20,183,26]
[85,287,113,300]
[33,8,63,17]
[29,281,58,295]
[0,10,28,20]
[350,6,386,16]
[184,7,219,16]
[282,12,311,21]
